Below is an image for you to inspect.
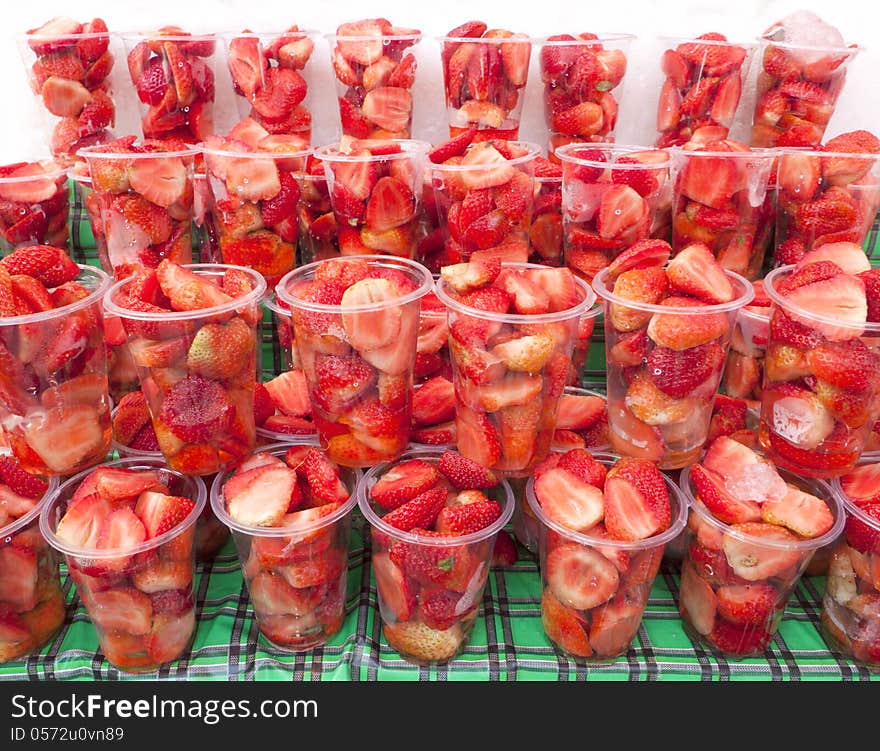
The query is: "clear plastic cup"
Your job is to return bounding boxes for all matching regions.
[429,140,539,264]
[539,34,635,155]
[774,149,880,263]
[79,144,198,279]
[298,164,339,264]
[0,473,63,664]
[679,463,843,657]
[120,30,218,142]
[750,39,858,148]
[593,266,754,469]
[316,140,428,260]
[557,143,673,283]
[17,23,118,162]
[571,302,603,386]
[527,452,688,660]
[529,173,563,265]
[671,148,776,280]
[193,172,212,263]
[0,264,112,475]
[276,255,433,467]
[0,162,69,253]
[759,265,880,478]
[211,442,359,651]
[358,447,514,664]
[222,29,317,142]
[103,263,267,476]
[723,300,770,402]
[329,29,422,139]
[263,291,297,372]
[40,456,207,672]
[655,35,756,148]
[414,287,449,384]
[440,33,532,142]
[202,145,310,286]
[824,464,880,668]
[436,262,595,477]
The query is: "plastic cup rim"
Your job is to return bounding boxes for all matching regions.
[679,464,845,551]
[103,263,268,322]
[200,144,313,161]
[554,142,672,170]
[525,451,689,550]
[210,442,360,537]
[217,28,319,40]
[764,264,880,335]
[0,474,60,542]
[775,148,880,160]
[262,291,290,318]
[429,141,541,171]
[78,145,200,161]
[327,31,422,43]
[657,34,757,49]
[0,166,69,183]
[313,140,430,163]
[831,459,880,533]
[592,266,755,315]
[20,30,112,42]
[118,32,217,42]
[439,35,531,45]
[39,456,208,560]
[436,262,596,324]
[757,37,858,55]
[357,447,515,547]
[0,265,110,327]
[538,33,637,45]
[275,255,433,314]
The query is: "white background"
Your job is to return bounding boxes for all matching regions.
[1,0,876,162]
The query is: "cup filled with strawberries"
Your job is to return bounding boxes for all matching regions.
[750,11,858,148]
[759,249,880,478]
[329,18,421,141]
[122,26,216,142]
[202,130,310,286]
[539,33,633,157]
[678,436,843,656]
[359,448,514,664]
[276,255,433,467]
[0,247,113,476]
[655,33,754,148]
[19,16,117,161]
[527,450,687,660]
[0,457,63,664]
[0,160,70,254]
[224,27,316,142]
[103,261,267,476]
[671,140,776,280]
[212,443,359,650]
[556,144,673,283]
[773,130,880,266]
[823,462,880,668]
[593,238,754,469]
[40,458,206,671]
[317,138,428,260]
[440,21,531,142]
[436,259,594,477]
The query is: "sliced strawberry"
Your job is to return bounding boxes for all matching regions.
[435,500,502,536]
[372,552,416,622]
[691,464,760,525]
[381,486,447,531]
[436,451,498,490]
[361,87,412,132]
[371,460,440,511]
[263,370,311,418]
[715,582,778,626]
[134,491,195,539]
[588,587,646,657]
[707,617,772,655]
[492,530,517,567]
[555,393,605,431]
[541,587,592,656]
[546,542,619,610]
[0,457,48,500]
[89,587,153,635]
[702,436,787,504]
[722,522,803,581]
[156,260,234,312]
[840,463,880,504]
[223,464,297,528]
[603,458,671,541]
[666,242,735,304]
[535,467,604,532]
[412,377,455,427]
[0,544,38,610]
[761,484,834,539]
[679,563,717,635]
[365,176,415,232]
[128,155,188,208]
[596,184,647,239]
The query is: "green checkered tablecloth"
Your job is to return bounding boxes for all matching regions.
[0,191,878,682]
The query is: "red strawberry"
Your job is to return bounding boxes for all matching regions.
[412,377,455,427]
[418,590,463,631]
[541,587,592,656]
[436,499,502,536]
[300,449,348,504]
[558,448,607,489]
[645,341,724,399]
[606,238,672,279]
[259,171,301,227]
[134,491,195,539]
[535,466,605,532]
[555,392,605,431]
[371,459,440,510]
[365,176,415,232]
[492,530,517,567]
[428,129,477,164]
[843,502,880,553]
[840,463,880,504]
[604,458,672,541]
[666,242,734,304]
[546,543,619,610]
[381,486,448,531]
[691,464,761,525]
[0,457,49,500]
[158,375,233,444]
[708,617,772,655]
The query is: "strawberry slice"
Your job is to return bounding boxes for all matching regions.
[677,153,740,209]
[541,587,592,657]
[722,522,803,581]
[248,572,321,617]
[844,502,880,553]
[300,449,349,504]
[708,617,773,655]
[128,155,188,208]
[340,277,402,352]
[23,404,105,474]
[264,370,311,418]
[840,463,880,504]
[437,451,498,490]
[365,176,415,232]
[435,500,502,536]
[702,436,788,504]
[558,449,607,488]
[0,457,48,500]
[372,552,416,622]
[412,377,455,426]
[666,243,735,304]
[535,467,604,532]
[588,587,647,657]
[603,458,671,541]
[90,587,153,635]
[223,464,297,528]
[691,464,760,525]
[679,563,717,635]
[715,582,778,627]
[370,459,440,510]
[156,260,234,312]
[361,87,412,132]
[760,484,834,539]
[79,467,165,504]
[596,184,647,239]
[96,506,147,563]
[134,491,195,539]
[545,542,619,610]
[555,393,605,431]
[0,544,38,610]
[381,486,447,531]
[783,271,867,342]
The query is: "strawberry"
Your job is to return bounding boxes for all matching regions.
[596,184,647,240]
[223,462,298,528]
[365,176,415,232]
[606,238,671,279]
[553,101,604,137]
[555,393,605,431]
[761,484,834,539]
[807,339,877,391]
[646,296,729,351]
[781,272,868,341]
[134,491,195,538]
[381,486,448,531]
[541,587,592,657]
[535,467,605,532]
[89,588,153,636]
[707,617,772,655]
[372,552,416,622]
[128,155,188,209]
[259,170,301,227]
[645,341,724,399]
[300,449,348,505]
[558,449,607,488]
[253,383,275,427]
[263,370,311,418]
[436,499,502,536]
[371,459,440,510]
[679,563,718,636]
[666,242,735,304]
[440,256,501,294]
[412,377,455,427]
[185,318,252,381]
[428,128,477,164]
[418,589,463,631]
[691,464,761,525]
[843,502,880,553]
[436,451,497,490]
[0,457,49,500]
[492,530,517,567]
[383,619,463,662]
[546,543,619,610]
[840,463,880,504]
[313,353,378,414]
[721,522,802,581]
[156,260,234,312]
[411,423,456,446]
[456,408,502,468]
[604,458,671,541]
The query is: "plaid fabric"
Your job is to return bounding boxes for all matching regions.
[1,193,878,681]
